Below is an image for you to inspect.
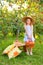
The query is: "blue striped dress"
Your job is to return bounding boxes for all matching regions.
[24,25,35,42]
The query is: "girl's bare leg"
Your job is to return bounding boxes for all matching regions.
[29,48,33,55]
[23,46,29,55]
[26,46,29,55]
[23,42,29,55]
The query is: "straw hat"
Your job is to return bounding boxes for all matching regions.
[22,16,34,24]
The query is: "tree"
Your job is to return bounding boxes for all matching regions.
[0,0,43,38]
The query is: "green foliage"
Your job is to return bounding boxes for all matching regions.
[40,0,43,4]
[0,0,43,38]
[34,22,43,35]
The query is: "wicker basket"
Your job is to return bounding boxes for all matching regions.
[25,41,35,48]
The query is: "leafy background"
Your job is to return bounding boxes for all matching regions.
[0,0,43,38]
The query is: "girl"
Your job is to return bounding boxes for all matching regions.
[22,16,35,55]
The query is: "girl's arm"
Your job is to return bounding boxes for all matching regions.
[31,25,33,35]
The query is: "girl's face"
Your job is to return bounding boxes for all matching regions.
[26,19,31,25]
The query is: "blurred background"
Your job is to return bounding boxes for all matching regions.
[0,0,43,40]
[0,0,43,65]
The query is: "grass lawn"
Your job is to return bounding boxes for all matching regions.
[0,36,43,65]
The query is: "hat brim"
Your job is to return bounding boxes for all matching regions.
[22,16,34,24]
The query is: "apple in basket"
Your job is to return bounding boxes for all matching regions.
[26,41,34,48]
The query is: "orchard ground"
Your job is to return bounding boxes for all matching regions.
[0,35,43,65]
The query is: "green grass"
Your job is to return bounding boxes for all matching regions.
[0,36,43,65]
